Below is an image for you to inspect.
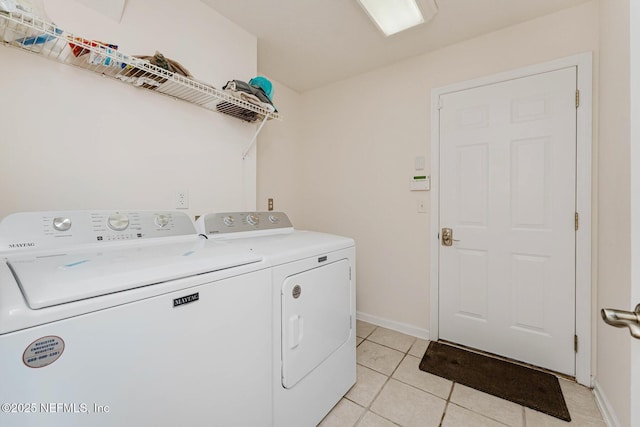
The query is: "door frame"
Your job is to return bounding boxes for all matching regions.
[630,1,640,423]
[429,52,593,386]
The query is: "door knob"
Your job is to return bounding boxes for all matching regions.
[601,304,640,339]
[441,228,459,246]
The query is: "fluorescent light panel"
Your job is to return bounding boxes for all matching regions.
[358,0,428,36]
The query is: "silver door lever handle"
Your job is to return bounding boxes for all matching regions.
[441,228,460,246]
[601,304,640,339]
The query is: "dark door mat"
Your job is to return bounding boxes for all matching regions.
[419,341,571,422]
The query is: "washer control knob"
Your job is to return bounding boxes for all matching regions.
[53,217,72,231]
[223,216,235,227]
[246,214,259,226]
[154,214,169,228]
[268,215,279,224]
[107,213,130,231]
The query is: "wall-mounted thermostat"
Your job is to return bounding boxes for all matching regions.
[410,175,430,191]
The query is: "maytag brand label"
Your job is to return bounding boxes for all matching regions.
[8,242,36,249]
[173,292,199,308]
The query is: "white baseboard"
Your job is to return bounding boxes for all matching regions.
[593,379,622,427]
[356,311,429,340]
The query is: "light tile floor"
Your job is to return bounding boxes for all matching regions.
[318,321,606,427]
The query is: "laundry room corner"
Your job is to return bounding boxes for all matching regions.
[0,0,262,218]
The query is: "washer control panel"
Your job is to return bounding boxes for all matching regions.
[0,210,197,253]
[198,212,293,236]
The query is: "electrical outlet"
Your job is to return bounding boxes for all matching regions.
[268,198,274,211]
[176,191,189,209]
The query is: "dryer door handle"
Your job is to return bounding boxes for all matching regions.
[288,315,304,349]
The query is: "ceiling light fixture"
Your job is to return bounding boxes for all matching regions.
[357,0,438,37]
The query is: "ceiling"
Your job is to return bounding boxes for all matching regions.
[201,0,591,93]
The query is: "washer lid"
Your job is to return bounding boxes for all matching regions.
[7,240,262,309]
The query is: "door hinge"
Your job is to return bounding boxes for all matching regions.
[349,267,352,280]
[575,89,580,108]
[575,212,579,231]
[574,334,578,353]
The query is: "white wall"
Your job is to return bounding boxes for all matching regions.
[596,0,631,425]
[256,80,304,223]
[0,0,259,219]
[259,2,599,335]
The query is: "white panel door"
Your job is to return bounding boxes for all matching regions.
[439,67,577,375]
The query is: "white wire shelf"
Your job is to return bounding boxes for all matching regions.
[0,12,281,124]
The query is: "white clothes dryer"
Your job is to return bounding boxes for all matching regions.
[0,210,274,427]
[196,212,356,427]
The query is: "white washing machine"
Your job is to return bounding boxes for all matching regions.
[196,212,356,427]
[0,210,274,427]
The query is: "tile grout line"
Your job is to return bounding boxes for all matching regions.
[360,326,496,427]
[359,340,452,403]
[360,338,511,426]
[350,334,378,426]
[366,346,412,426]
[361,336,465,426]
[438,382,456,427]
[351,330,406,427]
[356,326,456,426]
[352,327,421,427]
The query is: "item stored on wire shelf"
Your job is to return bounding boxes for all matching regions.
[0,10,280,127]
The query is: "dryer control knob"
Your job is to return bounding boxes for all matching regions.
[53,217,72,231]
[246,214,259,226]
[108,213,130,231]
[268,215,279,224]
[223,216,235,226]
[154,214,169,228]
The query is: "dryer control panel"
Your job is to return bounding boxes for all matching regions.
[0,210,197,253]
[197,212,293,236]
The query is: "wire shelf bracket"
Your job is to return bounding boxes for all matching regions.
[242,115,269,160]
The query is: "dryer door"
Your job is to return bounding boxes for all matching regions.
[281,259,351,389]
